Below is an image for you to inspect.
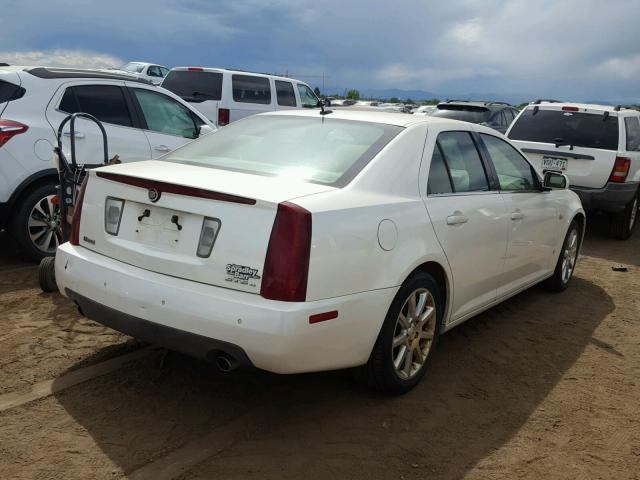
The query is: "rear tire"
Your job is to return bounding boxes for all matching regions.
[11,181,61,262]
[542,219,581,292]
[354,271,443,395]
[609,194,638,240]
[38,256,58,293]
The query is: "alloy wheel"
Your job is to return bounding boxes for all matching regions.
[561,228,579,284]
[27,194,62,254]
[392,288,437,380]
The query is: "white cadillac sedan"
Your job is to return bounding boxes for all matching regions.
[55,109,584,394]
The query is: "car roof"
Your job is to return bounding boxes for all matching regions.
[260,108,480,128]
[21,66,153,84]
[169,67,306,84]
[526,101,640,115]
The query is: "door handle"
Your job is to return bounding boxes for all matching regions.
[63,131,85,139]
[446,214,468,225]
[511,211,524,220]
[154,145,171,152]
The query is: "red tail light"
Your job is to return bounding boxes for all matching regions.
[562,106,579,112]
[70,176,89,245]
[261,202,312,302]
[610,156,631,183]
[0,120,28,148]
[188,67,203,71]
[218,108,230,126]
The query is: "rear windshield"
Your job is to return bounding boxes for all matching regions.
[0,79,25,104]
[508,108,619,150]
[162,71,223,102]
[163,115,402,187]
[430,106,490,123]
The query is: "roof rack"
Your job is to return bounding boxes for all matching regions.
[444,99,512,107]
[0,63,10,67]
[532,99,563,105]
[24,67,153,84]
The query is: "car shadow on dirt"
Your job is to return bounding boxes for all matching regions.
[50,275,613,479]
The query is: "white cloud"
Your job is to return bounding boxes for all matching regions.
[594,54,640,80]
[445,18,483,45]
[376,63,499,88]
[0,49,123,69]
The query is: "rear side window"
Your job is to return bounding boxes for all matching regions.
[0,80,25,104]
[162,71,223,102]
[232,75,271,104]
[437,131,489,192]
[481,134,537,191]
[625,117,640,151]
[427,144,453,195]
[275,80,296,107]
[59,85,133,127]
[508,109,619,150]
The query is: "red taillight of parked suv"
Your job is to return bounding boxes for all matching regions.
[609,156,631,183]
[0,120,28,147]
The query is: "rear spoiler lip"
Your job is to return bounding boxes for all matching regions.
[95,172,257,205]
[519,148,595,160]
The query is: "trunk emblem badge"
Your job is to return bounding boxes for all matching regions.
[148,188,161,203]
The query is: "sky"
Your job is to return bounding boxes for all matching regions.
[1,0,639,102]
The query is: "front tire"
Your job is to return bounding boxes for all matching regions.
[542,219,581,292]
[11,182,62,262]
[610,194,638,240]
[355,271,443,395]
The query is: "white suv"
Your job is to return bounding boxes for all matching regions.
[507,101,640,239]
[0,66,213,260]
[116,62,170,85]
[161,67,322,127]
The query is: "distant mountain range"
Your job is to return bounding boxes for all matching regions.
[322,87,639,106]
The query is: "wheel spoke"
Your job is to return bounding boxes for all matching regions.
[418,306,435,328]
[413,346,424,365]
[394,345,407,370]
[398,313,410,330]
[415,292,426,317]
[402,347,414,376]
[28,217,49,228]
[408,294,417,321]
[393,331,408,348]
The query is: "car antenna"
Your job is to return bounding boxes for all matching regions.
[319,100,333,116]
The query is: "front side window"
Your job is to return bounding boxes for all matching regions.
[163,115,401,187]
[232,75,271,104]
[275,80,296,107]
[508,108,619,150]
[625,117,640,152]
[132,88,197,138]
[147,66,162,77]
[481,134,537,191]
[436,131,489,192]
[60,85,133,127]
[297,84,319,108]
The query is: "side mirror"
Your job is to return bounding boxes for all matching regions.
[542,171,569,190]
[198,124,215,137]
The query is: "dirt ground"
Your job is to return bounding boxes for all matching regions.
[0,216,638,480]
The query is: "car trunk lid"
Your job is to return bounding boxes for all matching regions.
[78,160,333,294]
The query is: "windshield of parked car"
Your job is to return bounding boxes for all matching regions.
[508,108,619,150]
[122,63,145,73]
[430,106,490,123]
[163,115,402,187]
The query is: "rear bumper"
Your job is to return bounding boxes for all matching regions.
[571,182,638,213]
[55,243,395,374]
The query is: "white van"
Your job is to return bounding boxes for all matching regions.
[161,67,322,126]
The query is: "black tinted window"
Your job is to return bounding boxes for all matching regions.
[60,85,132,127]
[232,75,271,104]
[162,71,223,102]
[625,117,640,151]
[275,80,296,107]
[0,80,25,104]
[437,131,489,192]
[481,134,537,191]
[508,108,619,150]
[431,106,490,124]
[427,144,453,194]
